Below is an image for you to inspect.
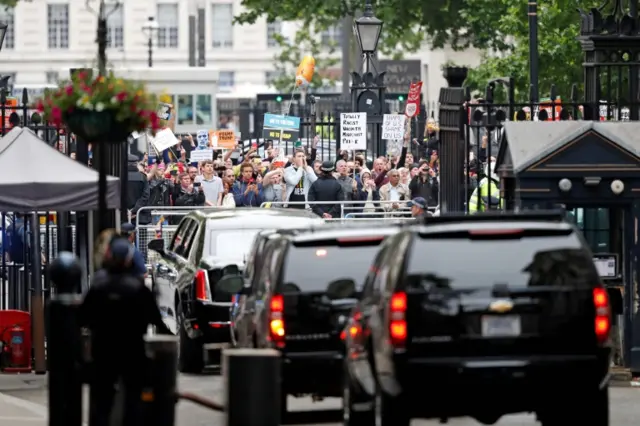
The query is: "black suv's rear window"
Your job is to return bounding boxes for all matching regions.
[282,245,381,292]
[406,233,596,289]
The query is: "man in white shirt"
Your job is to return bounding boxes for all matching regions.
[194,160,224,206]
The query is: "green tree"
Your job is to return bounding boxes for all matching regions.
[235,0,512,53]
[0,0,18,7]
[463,0,602,101]
[268,25,340,92]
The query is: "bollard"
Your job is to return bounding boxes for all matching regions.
[224,348,281,426]
[47,252,83,426]
[142,335,178,426]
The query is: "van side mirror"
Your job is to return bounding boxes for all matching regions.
[148,239,165,254]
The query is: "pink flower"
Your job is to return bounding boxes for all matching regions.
[65,85,74,96]
[51,106,62,123]
[35,101,44,112]
[116,91,128,101]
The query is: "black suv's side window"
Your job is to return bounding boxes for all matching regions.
[182,220,200,260]
[386,233,413,293]
[168,219,189,252]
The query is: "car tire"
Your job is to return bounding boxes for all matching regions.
[177,303,204,374]
[540,386,608,426]
[343,365,376,426]
[380,391,409,426]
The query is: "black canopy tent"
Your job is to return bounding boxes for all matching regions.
[0,127,120,210]
[0,126,121,374]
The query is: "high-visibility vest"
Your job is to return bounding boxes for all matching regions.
[469,178,502,214]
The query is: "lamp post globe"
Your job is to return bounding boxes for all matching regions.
[353,2,383,54]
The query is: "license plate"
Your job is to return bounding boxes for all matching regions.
[481,315,521,337]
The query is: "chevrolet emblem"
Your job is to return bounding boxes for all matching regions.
[489,300,514,313]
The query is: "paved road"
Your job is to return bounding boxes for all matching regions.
[0,373,638,425]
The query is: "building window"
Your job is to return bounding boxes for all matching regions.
[196,95,212,125]
[47,4,69,49]
[157,3,178,48]
[105,3,124,49]
[265,71,282,85]
[321,25,341,45]
[46,71,59,84]
[0,7,15,49]
[266,20,281,48]
[218,71,235,89]
[211,4,233,48]
[177,95,194,125]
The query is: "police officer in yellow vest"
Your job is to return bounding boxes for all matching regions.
[469,161,503,214]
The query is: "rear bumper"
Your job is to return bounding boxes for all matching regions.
[188,302,233,344]
[393,351,611,417]
[282,351,344,396]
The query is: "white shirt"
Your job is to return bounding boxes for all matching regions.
[389,186,400,202]
[194,174,224,205]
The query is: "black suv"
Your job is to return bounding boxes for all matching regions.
[342,212,611,426]
[233,225,401,420]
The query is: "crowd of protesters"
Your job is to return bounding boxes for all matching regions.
[125,127,445,225]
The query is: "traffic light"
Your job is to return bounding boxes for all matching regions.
[398,95,405,101]
[276,96,283,102]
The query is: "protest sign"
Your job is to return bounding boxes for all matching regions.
[262,113,300,144]
[404,81,423,118]
[340,112,367,151]
[150,128,179,152]
[196,130,209,148]
[157,102,175,131]
[210,129,236,149]
[382,114,406,140]
[190,149,214,162]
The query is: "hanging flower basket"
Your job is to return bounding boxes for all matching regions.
[35,71,161,144]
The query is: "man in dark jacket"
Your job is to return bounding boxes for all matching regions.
[308,161,344,219]
[409,160,439,206]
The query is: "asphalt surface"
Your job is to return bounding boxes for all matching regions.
[0,373,638,425]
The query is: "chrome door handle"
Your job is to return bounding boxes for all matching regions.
[166,272,177,280]
[158,265,170,274]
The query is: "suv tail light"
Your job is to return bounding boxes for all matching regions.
[269,294,285,348]
[389,292,407,347]
[195,270,211,302]
[593,287,611,344]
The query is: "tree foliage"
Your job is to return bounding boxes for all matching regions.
[463,0,602,101]
[234,0,513,53]
[0,0,18,7]
[268,26,340,92]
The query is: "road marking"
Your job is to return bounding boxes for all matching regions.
[0,392,47,418]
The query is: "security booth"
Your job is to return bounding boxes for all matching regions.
[495,120,640,368]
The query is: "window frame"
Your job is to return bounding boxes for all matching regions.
[47,3,69,49]
[0,6,15,49]
[211,3,233,48]
[105,3,124,49]
[157,3,179,48]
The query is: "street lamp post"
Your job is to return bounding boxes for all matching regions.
[350,0,385,157]
[142,16,159,68]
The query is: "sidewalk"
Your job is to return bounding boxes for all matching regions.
[0,391,46,424]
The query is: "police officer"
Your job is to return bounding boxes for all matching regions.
[121,223,147,280]
[407,197,433,219]
[469,160,502,214]
[80,236,171,426]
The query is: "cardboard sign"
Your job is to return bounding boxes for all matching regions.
[211,129,236,149]
[340,112,367,151]
[382,114,406,140]
[150,128,179,152]
[190,149,214,162]
[3,97,17,128]
[196,130,209,148]
[405,81,423,117]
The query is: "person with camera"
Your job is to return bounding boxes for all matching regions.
[172,172,205,222]
[232,163,264,207]
[409,160,439,207]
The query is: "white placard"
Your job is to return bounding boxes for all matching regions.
[340,112,367,151]
[382,114,406,140]
[190,149,214,162]
[150,128,179,152]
